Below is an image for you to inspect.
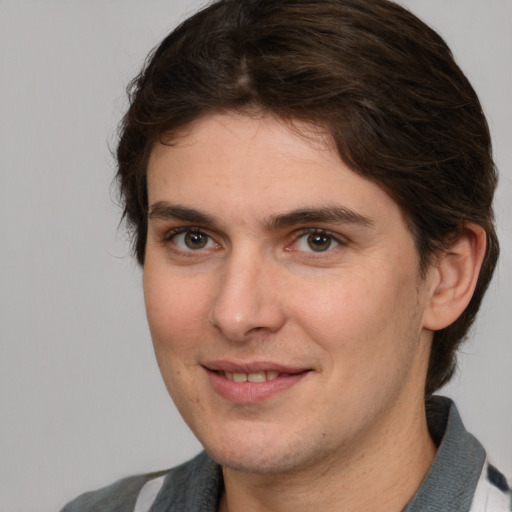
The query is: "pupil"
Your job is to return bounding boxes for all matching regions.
[308,233,331,252]
[185,232,207,249]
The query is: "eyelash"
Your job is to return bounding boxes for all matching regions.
[163,227,204,241]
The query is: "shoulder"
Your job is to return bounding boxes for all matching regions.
[59,469,168,512]
[405,397,511,512]
[470,460,512,512]
[59,452,222,512]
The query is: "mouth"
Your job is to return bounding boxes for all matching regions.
[204,364,311,403]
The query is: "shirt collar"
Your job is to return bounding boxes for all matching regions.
[403,395,486,512]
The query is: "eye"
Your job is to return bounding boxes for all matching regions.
[170,229,217,251]
[294,231,340,253]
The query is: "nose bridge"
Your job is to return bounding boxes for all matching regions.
[210,245,285,341]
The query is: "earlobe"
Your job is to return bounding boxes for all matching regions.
[423,223,487,331]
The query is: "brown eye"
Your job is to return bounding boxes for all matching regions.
[172,230,215,251]
[184,232,209,249]
[307,233,332,252]
[294,231,341,253]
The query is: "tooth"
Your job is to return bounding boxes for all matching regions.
[224,371,282,382]
[248,372,266,383]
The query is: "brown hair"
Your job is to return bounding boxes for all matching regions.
[116,0,499,395]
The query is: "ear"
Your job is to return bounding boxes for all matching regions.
[423,223,487,331]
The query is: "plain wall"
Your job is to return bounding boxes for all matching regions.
[0,1,510,511]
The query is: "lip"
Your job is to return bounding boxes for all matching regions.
[203,361,311,403]
[204,360,309,374]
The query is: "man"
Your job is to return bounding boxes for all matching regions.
[61,0,510,510]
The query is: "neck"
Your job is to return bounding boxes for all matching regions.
[219,397,436,512]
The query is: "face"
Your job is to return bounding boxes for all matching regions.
[144,113,435,476]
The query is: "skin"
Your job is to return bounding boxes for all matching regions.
[143,113,444,511]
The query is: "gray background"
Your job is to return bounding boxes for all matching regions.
[0,1,510,511]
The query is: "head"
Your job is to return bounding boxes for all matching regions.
[116,0,498,396]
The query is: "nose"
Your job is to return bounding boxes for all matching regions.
[209,248,286,342]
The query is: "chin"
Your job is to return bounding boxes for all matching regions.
[199,425,330,476]
[208,447,308,475]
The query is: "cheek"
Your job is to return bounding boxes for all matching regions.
[143,269,213,356]
[291,266,422,364]
[143,269,213,413]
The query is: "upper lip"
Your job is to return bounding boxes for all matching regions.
[203,360,310,374]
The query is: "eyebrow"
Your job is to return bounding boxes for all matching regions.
[267,206,373,230]
[148,202,373,230]
[148,202,215,225]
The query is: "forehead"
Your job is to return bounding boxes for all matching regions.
[157,118,399,224]
[147,113,405,224]
[153,112,335,173]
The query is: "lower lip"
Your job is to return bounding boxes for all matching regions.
[206,370,308,403]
